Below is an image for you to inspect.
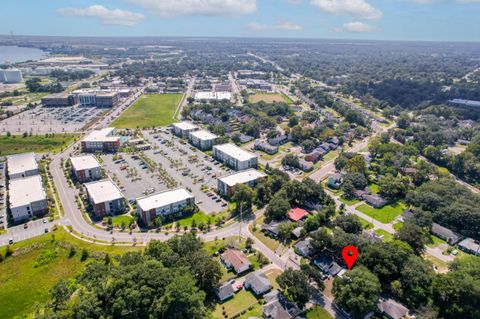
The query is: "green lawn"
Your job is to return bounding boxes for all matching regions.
[368,183,380,194]
[249,93,292,104]
[111,94,183,128]
[0,228,141,319]
[213,289,259,319]
[306,306,334,319]
[112,215,134,227]
[356,202,407,224]
[374,229,394,242]
[163,211,228,229]
[339,196,360,206]
[427,235,447,248]
[358,216,374,230]
[0,134,78,156]
[393,222,404,231]
[250,216,280,251]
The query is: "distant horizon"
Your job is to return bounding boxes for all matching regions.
[1,33,480,45]
[2,1,480,42]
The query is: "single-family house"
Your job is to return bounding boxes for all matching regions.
[294,238,314,257]
[364,194,388,208]
[262,221,282,238]
[431,223,462,245]
[327,173,342,189]
[262,290,301,319]
[314,254,343,277]
[287,208,309,222]
[268,135,288,146]
[377,298,409,319]
[244,271,272,296]
[216,282,235,302]
[220,249,251,274]
[298,159,314,172]
[458,238,480,256]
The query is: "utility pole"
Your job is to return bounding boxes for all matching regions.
[238,201,243,242]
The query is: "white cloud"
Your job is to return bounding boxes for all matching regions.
[339,21,378,32]
[414,0,480,3]
[247,21,303,31]
[126,0,257,16]
[310,0,383,19]
[57,5,144,26]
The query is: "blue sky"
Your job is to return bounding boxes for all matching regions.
[1,0,479,41]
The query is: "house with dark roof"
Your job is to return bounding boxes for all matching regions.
[298,159,314,172]
[220,249,251,274]
[294,238,314,257]
[216,282,235,302]
[313,254,343,278]
[329,136,340,146]
[305,151,322,163]
[244,271,272,296]
[377,298,409,319]
[268,135,288,146]
[291,226,303,239]
[262,290,301,319]
[458,238,480,256]
[327,173,342,189]
[431,223,462,245]
[262,220,282,238]
[363,194,388,208]
[254,141,279,155]
[318,142,331,152]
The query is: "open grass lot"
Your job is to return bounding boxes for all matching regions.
[339,196,360,206]
[0,228,141,319]
[1,92,49,106]
[357,202,407,224]
[393,221,404,231]
[163,210,229,229]
[249,93,292,104]
[0,133,78,156]
[213,289,260,319]
[111,215,134,227]
[111,94,182,128]
[368,183,380,194]
[307,306,334,319]
[374,229,394,242]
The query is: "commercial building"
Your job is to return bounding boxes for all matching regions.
[189,130,218,150]
[136,188,195,225]
[85,180,125,217]
[70,155,102,183]
[8,175,47,222]
[7,152,39,180]
[217,169,266,197]
[75,90,119,107]
[172,121,199,138]
[194,91,232,101]
[81,127,121,153]
[0,68,23,83]
[41,93,78,107]
[213,143,258,171]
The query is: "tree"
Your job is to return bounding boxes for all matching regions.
[395,255,434,308]
[394,221,427,255]
[334,214,363,234]
[432,256,480,319]
[300,264,325,291]
[265,194,291,221]
[232,183,255,215]
[277,268,311,309]
[277,221,296,243]
[310,228,333,253]
[333,267,381,319]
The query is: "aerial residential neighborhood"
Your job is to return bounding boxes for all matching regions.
[0,1,480,319]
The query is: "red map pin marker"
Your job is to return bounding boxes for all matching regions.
[342,246,358,270]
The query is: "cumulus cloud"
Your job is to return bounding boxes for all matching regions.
[247,21,303,31]
[415,0,480,3]
[57,5,144,26]
[126,0,257,16]
[310,0,383,19]
[339,21,379,32]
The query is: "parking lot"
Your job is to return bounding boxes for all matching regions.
[0,105,106,135]
[141,129,230,214]
[100,154,169,202]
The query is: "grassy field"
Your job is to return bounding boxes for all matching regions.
[357,202,407,224]
[111,94,183,128]
[112,215,134,227]
[213,289,260,319]
[249,93,292,104]
[249,216,280,251]
[306,306,334,319]
[0,228,141,319]
[0,134,78,156]
[427,235,447,248]
[374,229,394,242]
[339,196,360,206]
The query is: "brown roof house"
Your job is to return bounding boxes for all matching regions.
[220,249,251,274]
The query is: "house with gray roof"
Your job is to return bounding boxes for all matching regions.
[313,254,343,278]
[262,290,301,319]
[377,298,409,319]
[431,223,462,245]
[294,238,314,257]
[458,238,480,256]
[216,282,234,302]
[244,271,272,296]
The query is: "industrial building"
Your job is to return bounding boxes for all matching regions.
[84,180,126,217]
[7,152,39,180]
[194,91,232,101]
[41,93,78,107]
[213,143,258,171]
[217,169,266,197]
[172,121,199,138]
[189,130,218,150]
[8,175,48,222]
[0,68,23,83]
[81,127,121,153]
[70,155,102,183]
[136,188,195,225]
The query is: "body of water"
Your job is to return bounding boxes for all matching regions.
[0,45,47,64]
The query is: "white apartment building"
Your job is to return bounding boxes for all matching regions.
[9,175,48,222]
[213,143,258,171]
[189,130,218,150]
[7,152,39,180]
